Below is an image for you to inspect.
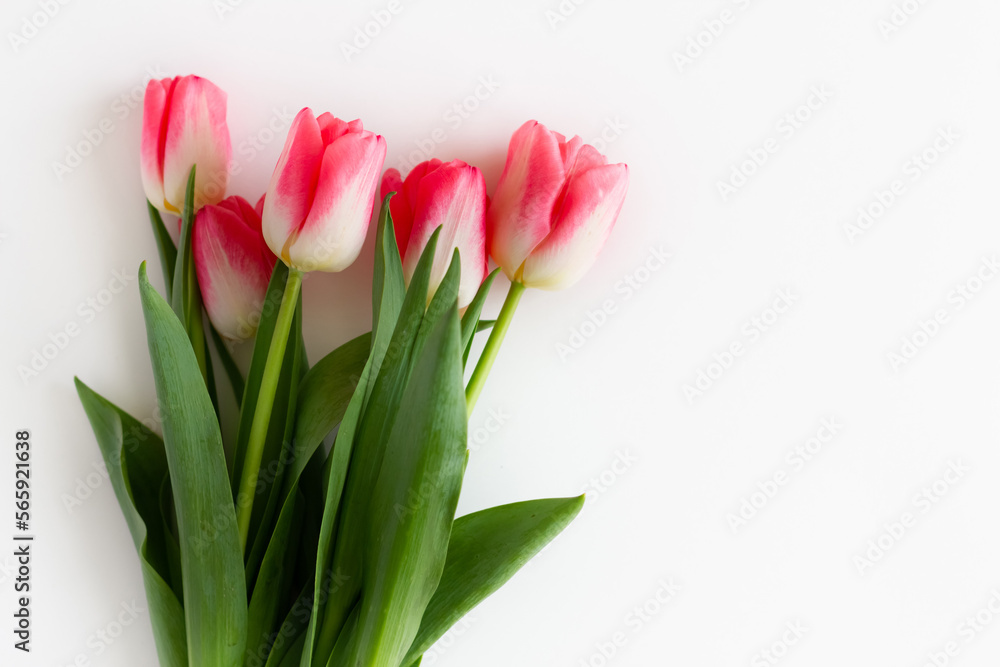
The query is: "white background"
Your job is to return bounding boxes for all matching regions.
[2,0,1000,665]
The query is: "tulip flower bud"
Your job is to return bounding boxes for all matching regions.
[193,195,276,341]
[380,159,488,307]
[141,75,232,214]
[262,108,387,273]
[487,120,628,290]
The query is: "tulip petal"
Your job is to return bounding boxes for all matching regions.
[520,163,628,290]
[486,121,565,280]
[406,163,488,307]
[262,108,324,261]
[140,78,176,212]
[286,132,387,272]
[194,197,275,340]
[161,76,231,212]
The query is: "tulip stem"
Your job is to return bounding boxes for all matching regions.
[466,280,525,414]
[235,266,303,552]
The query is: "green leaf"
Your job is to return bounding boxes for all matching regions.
[288,332,371,491]
[171,166,197,323]
[138,262,247,667]
[159,476,183,604]
[300,355,374,667]
[460,268,499,365]
[147,200,177,300]
[401,496,585,664]
[347,302,468,667]
[263,582,313,667]
[410,249,461,368]
[74,378,187,667]
[168,166,211,404]
[247,488,304,665]
[318,229,444,650]
[369,193,406,387]
[209,323,245,405]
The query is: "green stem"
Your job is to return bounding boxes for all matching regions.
[465,280,525,414]
[235,267,303,551]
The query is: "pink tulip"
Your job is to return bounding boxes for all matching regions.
[380,159,488,307]
[487,120,628,290]
[193,195,276,341]
[141,75,231,214]
[262,108,387,273]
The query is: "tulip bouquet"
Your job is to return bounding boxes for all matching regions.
[75,74,628,667]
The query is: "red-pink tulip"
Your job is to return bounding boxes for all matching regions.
[141,75,231,214]
[487,120,628,290]
[193,195,276,341]
[380,159,488,307]
[262,108,387,273]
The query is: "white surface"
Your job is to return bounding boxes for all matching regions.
[3,0,1000,665]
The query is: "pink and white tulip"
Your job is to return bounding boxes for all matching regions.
[141,75,231,214]
[193,195,276,341]
[262,108,387,273]
[380,159,488,307]
[487,120,628,290]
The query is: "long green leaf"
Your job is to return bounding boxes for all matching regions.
[287,332,371,491]
[319,229,443,650]
[347,302,467,667]
[263,582,313,667]
[74,378,187,667]
[147,200,177,300]
[369,193,406,390]
[402,496,585,664]
[410,249,461,369]
[168,166,213,417]
[247,488,304,665]
[300,355,374,667]
[171,166,197,324]
[138,262,247,667]
[209,322,245,405]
